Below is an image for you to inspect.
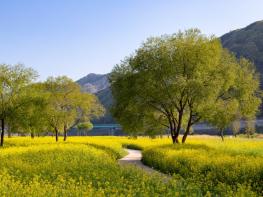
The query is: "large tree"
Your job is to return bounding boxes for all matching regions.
[110,29,261,143]
[43,76,104,141]
[0,64,38,146]
[77,121,93,136]
[10,83,49,138]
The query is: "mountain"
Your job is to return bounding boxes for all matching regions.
[76,73,114,123]
[94,87,115,123]
[221,20,263,84]
[76,73,109,93]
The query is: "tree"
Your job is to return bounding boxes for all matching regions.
[231,119,241,137]
[0,64,38,146]
[245,119,256,138]
[209,100,239,141]
[110,29,261,143]
[42,77,65,142]
[13,83,49,138]
[77,121,93,136]
[65,92,104,140]
[207,57,261,141]
[43,76,104,141]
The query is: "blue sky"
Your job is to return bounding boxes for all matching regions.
[0,0,263,81]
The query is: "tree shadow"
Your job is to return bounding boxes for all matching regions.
[156,143,215,152]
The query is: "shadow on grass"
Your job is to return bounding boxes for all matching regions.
[155,143,215,152]
[122,143,143,150]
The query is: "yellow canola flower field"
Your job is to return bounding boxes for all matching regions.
[0,136,262,196]
[141,136,263,196]
[0,137,188,197]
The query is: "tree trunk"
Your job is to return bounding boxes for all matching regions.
[63,125,67,141]
[31,132,35,139]
[176,111,183,135]
[171,111,183,144]
[182,111,192,143]
[169,116,179,144]
[8,131,11,138]
[1,119,5,146]
[171,135,176,143]
[182,125,191,143]
[220,130,224,141]
[169,124,178,144]
[55,127,59,142]
[172,135,179,143]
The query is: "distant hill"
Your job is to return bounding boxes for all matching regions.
[221,20,263,84]
[76,73,114,123]
[94,87,115,123]
[76,73,109,93]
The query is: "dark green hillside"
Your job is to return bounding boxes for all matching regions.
[94,87,115,123]
[221,20,263,84]
[76,73,115,123]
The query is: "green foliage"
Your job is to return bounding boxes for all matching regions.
[77,122,93,131]
[245,119,256,137]
[76,121,93,135]
[43,76,81,134]
[0,68,104,144]
[110,29,261,143]
[11,83,49,137]
[221,20,263,86]
[42,76,105,141]
[76,73,114,124]
[0,64,38,145]
[94,87,115,124]
[230,120,241,137]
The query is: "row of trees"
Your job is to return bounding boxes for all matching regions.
[110,29,261,143]
[0,64,104,146]
[231,119,256,137]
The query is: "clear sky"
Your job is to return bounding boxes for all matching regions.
[0,0,263,81]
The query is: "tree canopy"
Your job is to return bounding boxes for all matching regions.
[42,76,105,141]
[0,64,104,145]
[0,64,38,145]
[110,29,261,143]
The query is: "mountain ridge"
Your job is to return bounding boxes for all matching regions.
[76,73,113,123]
[76,73,110,93]
[221,20,263,80]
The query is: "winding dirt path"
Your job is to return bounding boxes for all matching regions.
[118,149,171,181]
